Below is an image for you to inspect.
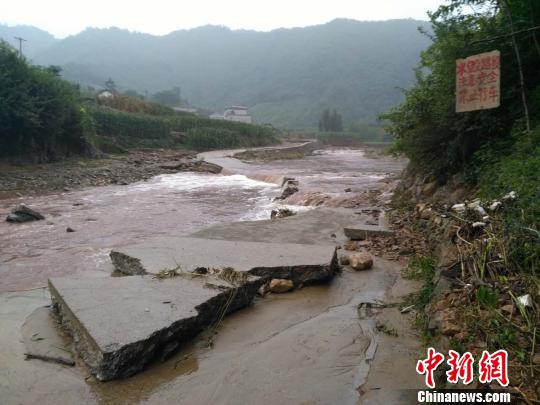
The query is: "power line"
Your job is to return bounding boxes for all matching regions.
[470,24,540,45]
[13,36,27,58]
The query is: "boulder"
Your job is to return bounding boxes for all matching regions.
[6,204,45,223]
[349,253,373,271]
[339,255,350,266]
[270,208,296,220]
[269,279,294,293]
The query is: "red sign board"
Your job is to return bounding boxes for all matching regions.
[456,50,500,112]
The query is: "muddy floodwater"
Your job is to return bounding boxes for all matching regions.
[0,148,422,405]
[0,149,401,292]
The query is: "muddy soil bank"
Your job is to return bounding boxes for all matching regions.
[0,149,200,200]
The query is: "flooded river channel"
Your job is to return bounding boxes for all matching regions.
[0,147,421,405]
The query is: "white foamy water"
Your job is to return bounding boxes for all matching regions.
[126,173,278,194]
[0,147,406,291]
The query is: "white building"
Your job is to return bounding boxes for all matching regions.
[96,90,115,99]
[223,105,252,123]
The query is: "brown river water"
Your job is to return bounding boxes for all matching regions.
[0,148,403,292]
[0,148,419,405]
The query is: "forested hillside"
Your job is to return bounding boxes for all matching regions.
[1,19,430,128]
[384,1,539,397]
[0,24,56,57]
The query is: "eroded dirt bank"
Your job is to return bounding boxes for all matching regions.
[0,146,423,404]
[0,149,218,200]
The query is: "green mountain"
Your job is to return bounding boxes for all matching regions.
[1,19,430,128]
[0,24,57,58]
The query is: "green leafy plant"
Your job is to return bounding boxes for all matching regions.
[475,286,499,308]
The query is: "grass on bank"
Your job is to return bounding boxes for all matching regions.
[402,256,436,344]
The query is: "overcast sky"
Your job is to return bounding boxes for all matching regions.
[2,0,445,38]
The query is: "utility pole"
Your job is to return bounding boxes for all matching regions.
[500,0,531,132]
[14,36,27,58]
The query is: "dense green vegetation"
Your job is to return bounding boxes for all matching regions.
[383,1,540,176]
[0,41,88,159]
[1,19,431,128]
[479,126,540,271]
[0,42,278,159]
[383,0,540,274]
[385,4,539,394]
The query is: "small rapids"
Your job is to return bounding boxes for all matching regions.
[0,172,283,291]
[0,148,405,292]
[0,146,410,405]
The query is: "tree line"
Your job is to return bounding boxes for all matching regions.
[0,41,88,160]
[318,109,343,132]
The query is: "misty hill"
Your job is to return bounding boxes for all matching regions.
[1,19,430,128]
[0,24,56,57]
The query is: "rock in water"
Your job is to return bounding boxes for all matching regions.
[270,208,296,220]
[275,179,299,201]
[269,279,294,293]
[6,204,45,223]
[349,253,373,271]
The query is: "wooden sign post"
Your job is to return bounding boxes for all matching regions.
[456,50,500,113]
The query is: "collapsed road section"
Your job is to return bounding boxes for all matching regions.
[110,236,338,285]
[49,237,338,381]
[48,273,259,381]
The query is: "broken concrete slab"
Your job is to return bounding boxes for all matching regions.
[49,273,258,381]
[344,224,395,240]
[110,237,338,285]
